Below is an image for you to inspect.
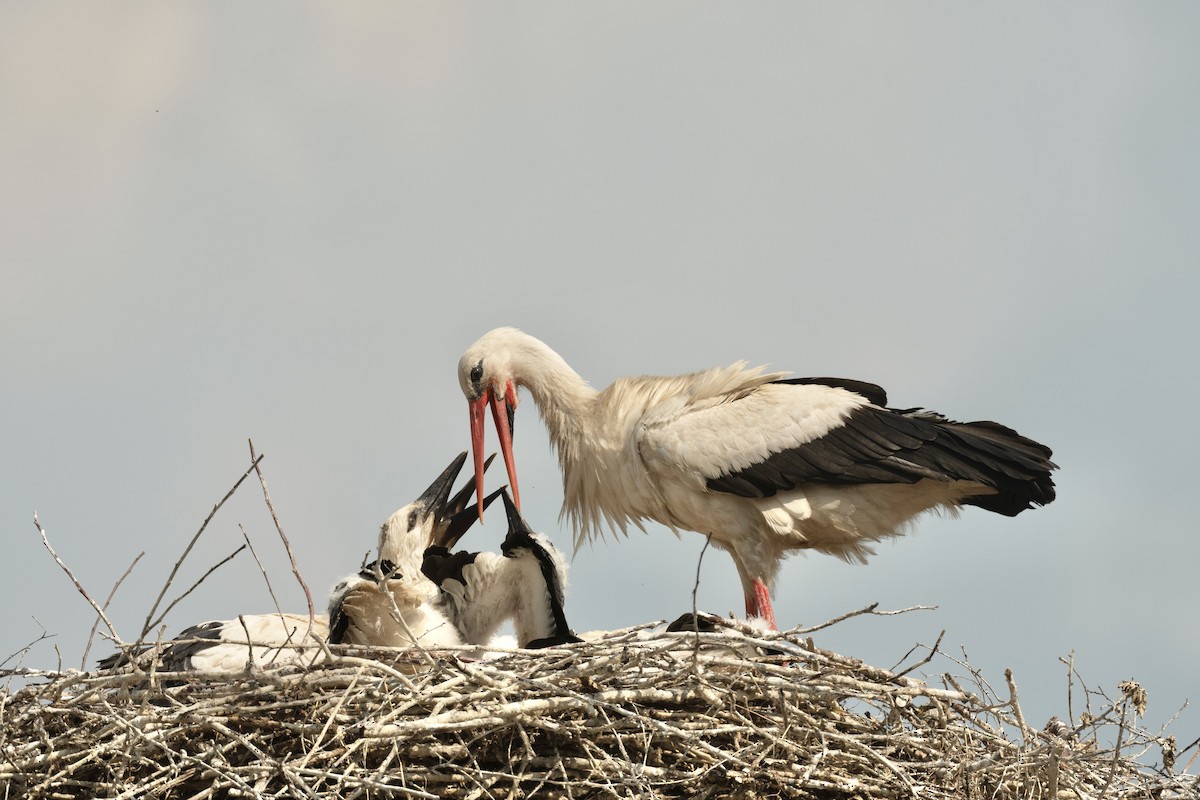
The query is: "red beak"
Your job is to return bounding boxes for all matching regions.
[469,382,520,520]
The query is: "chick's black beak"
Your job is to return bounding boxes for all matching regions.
[416,451,468,520]
[430,453,499,549]
[437,486,505,550]
[500,486,533,536]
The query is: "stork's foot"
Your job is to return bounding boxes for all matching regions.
[524,633,583,649]
[666,612,724,633]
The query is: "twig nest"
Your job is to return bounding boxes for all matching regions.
[2,620,1192,799]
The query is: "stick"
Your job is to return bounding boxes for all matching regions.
[1005,668,1034,743]
[136,454,264,650]
[237,614,256,672]
[82,550,144,670]
[248,439,316,643]
[1097,690,1130,800]
[33,513,122,643]
[893,629,946,680]
[240,524,285,621]
[238,524,304,665]
[1,622,55,671]
[790,603,936,635]
[146,545,248,635]
[686,534,714,662]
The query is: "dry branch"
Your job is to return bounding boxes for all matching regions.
[249,439,317,642]
[135,453,264,650]
[32,513,122,645]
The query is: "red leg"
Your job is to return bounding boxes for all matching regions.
[748,578,778,630]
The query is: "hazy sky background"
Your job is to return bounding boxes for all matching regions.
[3,3,1197,747]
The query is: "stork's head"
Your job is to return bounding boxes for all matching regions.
[459,327,525,517]
[376,451,500,578]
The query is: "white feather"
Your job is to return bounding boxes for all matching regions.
[433,532,570,648]
[162,613,329,672]
[458,327,1044,624]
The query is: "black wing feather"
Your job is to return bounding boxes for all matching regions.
[328,604,350,645]
[708,404,1056,516]
[775,377,889,406]
[97,621,226,671]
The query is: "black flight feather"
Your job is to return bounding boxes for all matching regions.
[708,403,1056,516]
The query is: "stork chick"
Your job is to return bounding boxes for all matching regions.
[423,488,582,649]
[327,451,499,648]
[100,453,493,671]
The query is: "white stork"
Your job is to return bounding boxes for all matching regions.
[329,454,579,649]
[458,327,1058,629]
[100,452,577,671]
[98,453,488,671]
[325,451,499,648]
[423,488,581,649]
[109,614,333,673]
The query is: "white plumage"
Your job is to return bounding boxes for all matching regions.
[101,453,579,672]
[131,613,332,672]
[325,452,487,649]
[458,327,1057,628]
[328,454,578,649]
[425,489,579,649]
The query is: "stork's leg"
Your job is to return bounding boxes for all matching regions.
[748,578,778,630]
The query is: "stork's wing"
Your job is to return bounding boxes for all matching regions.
[100,614,328,672]
[775,376,889,407]
[638,378,1056,516]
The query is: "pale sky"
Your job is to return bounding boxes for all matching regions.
[3,3,1197,746]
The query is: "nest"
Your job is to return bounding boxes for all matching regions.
[1,615,1193,800]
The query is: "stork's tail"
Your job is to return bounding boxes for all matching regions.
[936,418,1057,516]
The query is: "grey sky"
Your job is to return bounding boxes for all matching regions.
[3,3,1197,746]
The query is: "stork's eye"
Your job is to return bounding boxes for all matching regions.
[469,362,483,386]
[408,510,418,530]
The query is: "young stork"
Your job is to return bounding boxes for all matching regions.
[422,488,582,649]
[98,453,489,671]
[100,453,578,671]
[458,327,1058,629]
[325,451,499,648]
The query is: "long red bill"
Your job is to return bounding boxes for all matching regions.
[489,383,520,510]
[469,394,490,521]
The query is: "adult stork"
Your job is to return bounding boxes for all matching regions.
[458,327,1057,629]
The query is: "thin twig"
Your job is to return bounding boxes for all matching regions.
[893,629,946,680]
[238,523,303,662]
[248,439,316,643]
[1,622,56,671]
[33,513,121,643]
[791,602,936,635]
[687,534,714,663]
[136,454,264,650]
[237,614,256,672]
[82,550,144,670]
[1097,692,1130,799]
[145,544,248,635]
[240,524,284,619]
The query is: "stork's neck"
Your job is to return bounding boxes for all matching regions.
[511,337,598,450]
[377,515,425,581]
[516,347,595,448]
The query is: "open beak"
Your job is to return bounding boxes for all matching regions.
[469,381,520,520]
[429,452,503,549]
